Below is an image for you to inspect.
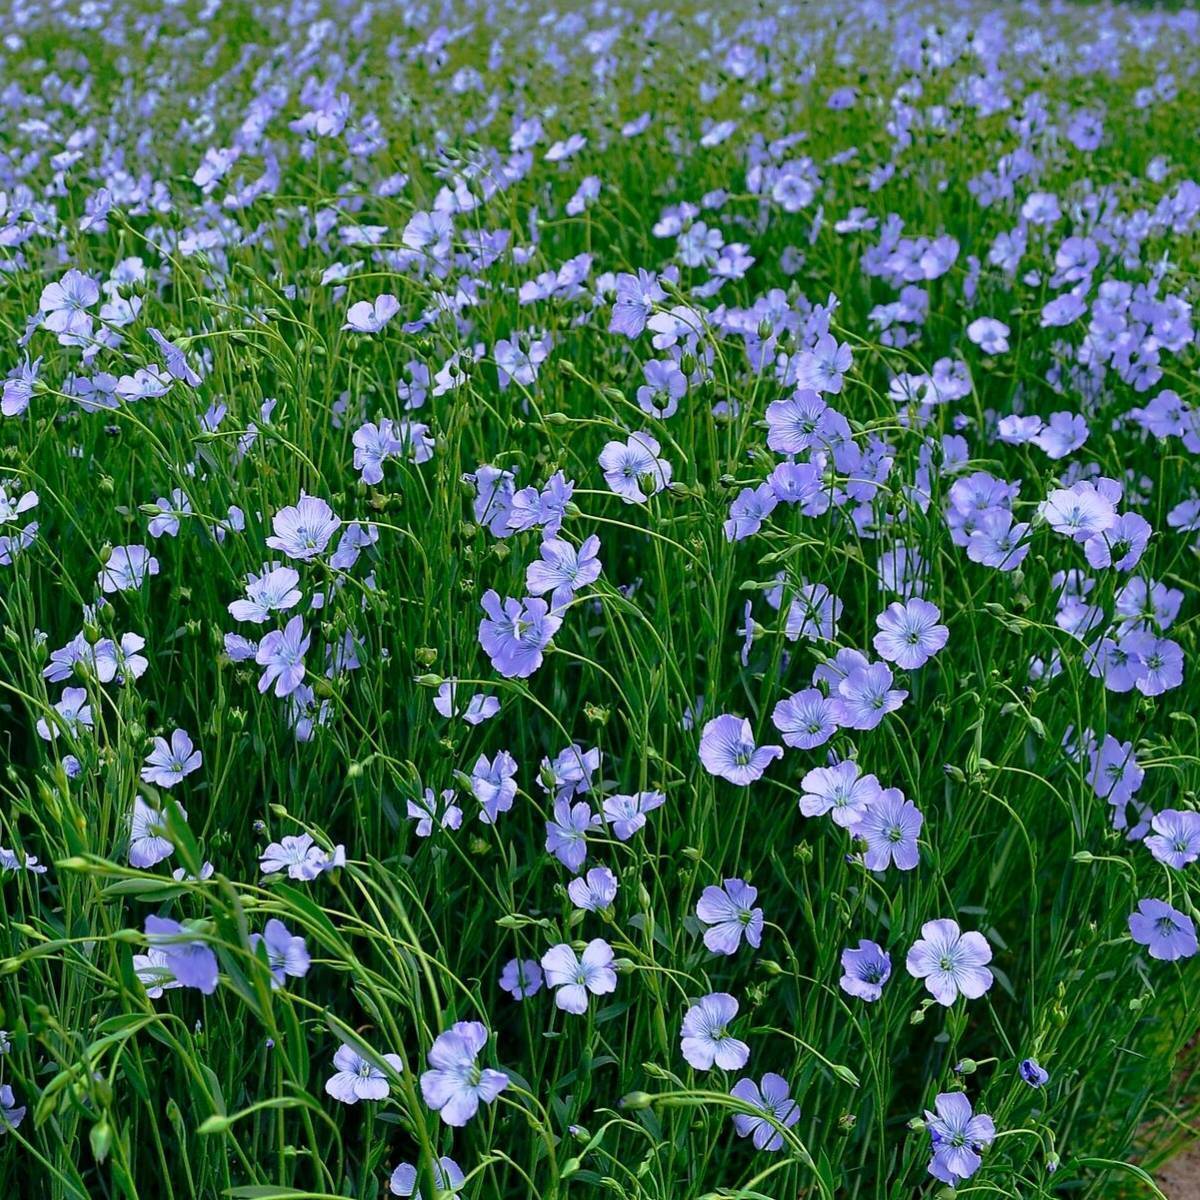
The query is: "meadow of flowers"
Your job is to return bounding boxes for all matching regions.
[2,0,1200,1196]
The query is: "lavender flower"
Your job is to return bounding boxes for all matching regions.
[771,689,838,749]
[698,715,782,786]
[831,663,908,731]
[143,915,219,994]
[478,590,562,678]
[906,919,993,1005]
[1020,1058,1049,1087]
[598,433,673,503]
[925,1092,995,1184]
[567,866,618,911]
[729,1073,800,1152]
[873,599,949,670]
[420,1021,508,1125]
[680,993,749,1071]
[696,879,763,955]
[1145,810,1200,869]
[1128,899,1198,961]
[545,799,600,871]
[250,918,311,988]
[325,1042,403,1104]
[266,496,340,561]
[499,958,543,1000]
[140,729,202,788]
[839,940,892,1001]
[129,798,183,869]
[799,761,881,828]
[255,615,310,697]
[856,788,923,870]
[602,791,665,841]
[541,939,617,1014]
[389,1156,464,1199]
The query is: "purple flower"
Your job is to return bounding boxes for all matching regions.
[568,866,618,911]
[389,1156,464,1199]
[144,915,219,994]
[352,419,403,484]
[471,751,518,823]
[129,797,183,868]
[698,715,782,786]
[141,729,202,788]
[839,939,892,1001]
[610,269,664,338]
[478,590,562,678]
[326,1042,403,1104]
[40,269,99,336]
[966,317,1009,354]
[539,743,601,803]
[343,293,400,333]
[541,939,617,1014]
[420,1021,508,1126]
[134,948,180,999]
[36,687,93,742]
[1087,736,1143,807]
[966,509,1031,571]
[783,583,842,642]
[772,689,838,750]
[724,483,778,542]
[499,958,543,1000]
[873,599,948,670]
[729,1073,800,1152]
[1083,512,1151,571]
[1032,411,1088,459]
[906,919,993,1005]
[525,534,602,610]
[765,390,829,454]
[800,761,881,828]
[1128,899,1198,961]
[406,789,462,838]
[250,918,311,988]
[266,496,340,561]
[637,358,686,419]
[256,615,310,697]
[925,1092,995,1184]
[0,1085,26,1131]
[1133,636,1184,696]
[433,679,499,726]
[598,433,673,503]
[1039,484,1116,541]
[259,833,342,880]
[546,799,600,871]
[857,788,923,871]
[696,879,763,955]
[831,663,908,731]
[680,993,749,1071]
[99,545,159,594]
[1020,1058,1049,1088]
[1145,810,1200,870]
[602,790,665,841]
